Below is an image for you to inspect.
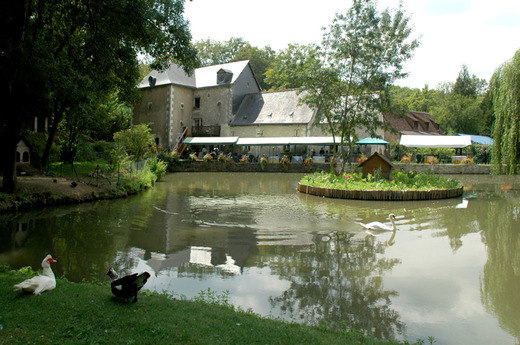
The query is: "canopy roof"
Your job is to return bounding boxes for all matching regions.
[183,136,342,146]
[236,136,338,146]
[183,137,239,145]
[355,137,389,146]
[456,134,494,146]
[400,135,471,148]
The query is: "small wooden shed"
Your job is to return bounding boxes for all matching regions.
[358,152,394,180]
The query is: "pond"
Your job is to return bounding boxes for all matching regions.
[1,172,520,345]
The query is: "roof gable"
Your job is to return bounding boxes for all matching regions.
[137,60,257,90]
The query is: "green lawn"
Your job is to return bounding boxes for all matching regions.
[0,268,426,345]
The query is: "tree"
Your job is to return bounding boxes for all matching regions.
[264,44,323,91]
[0,0,197,192]
[453,64,487,97]
[194,37,249,66]
[299,0,419,171]
[490,49,520,174]
[113,124,155,162]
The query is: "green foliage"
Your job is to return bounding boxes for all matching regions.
[0,0,197,192]
[113,124,155,161]
[490,48,520,174]
[300,171,460,191]
[278,0,420,173]
[0,269,425,345]
[148,157,168,181]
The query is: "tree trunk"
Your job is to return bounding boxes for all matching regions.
[41,110,63,168]
[2,121,20,193]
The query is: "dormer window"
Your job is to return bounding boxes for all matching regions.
[148,76,156,86]
[217,68,233,84]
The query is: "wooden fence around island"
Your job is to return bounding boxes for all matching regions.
[297,183,464,201]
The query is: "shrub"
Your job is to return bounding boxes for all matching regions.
[148,157,167,180]
[304,157,313,165]
[427,156,439,164]
[259,156,268,170]
[280,155,290,166]
[203,153,213,162]
[356,154,367,163]
[239,156,249,163]
[461,156,475,165]
[189,152,198,161]
[400,155,412,163]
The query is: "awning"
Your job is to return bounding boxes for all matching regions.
[400,135,471,148]
[355,137,389,145]
[236,136,339,146]
[456,134,493,146]
[183,137,238,145]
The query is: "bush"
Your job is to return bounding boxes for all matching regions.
[148,157,167,180]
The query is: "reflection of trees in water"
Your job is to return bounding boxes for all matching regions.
[267,232,404,340]
[481,194,520,343]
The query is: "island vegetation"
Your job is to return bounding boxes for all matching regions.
[300,171,460,192]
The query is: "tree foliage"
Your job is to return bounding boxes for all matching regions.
[294,0,419,172]
[0,0,197,192]
[113,124,155,161]
[490,49,520,174]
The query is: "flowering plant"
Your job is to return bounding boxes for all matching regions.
[461,156,475,165]
[304,157,313,165]
[189,152,198,161]
[217,154,232,165]
[280,155,290,166]
[239,156,249,163]
[259,156,268,169]
[329,156,338,164]
[203,153,213,162]
[427,156,439,164]
[400,155,412,163]
[357,154,367,163]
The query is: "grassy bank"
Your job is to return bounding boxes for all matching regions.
[0,268,425,345]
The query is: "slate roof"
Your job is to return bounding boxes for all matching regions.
[137,60,252,89]
[230,89,317,126]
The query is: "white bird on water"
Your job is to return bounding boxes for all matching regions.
[358,213,397,232]
[13,254,57,295]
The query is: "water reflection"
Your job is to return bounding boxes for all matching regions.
[1,173,520,344]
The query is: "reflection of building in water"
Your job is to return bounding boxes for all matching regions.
[144,246,241,275]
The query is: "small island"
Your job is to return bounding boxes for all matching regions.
[298,170,463,201]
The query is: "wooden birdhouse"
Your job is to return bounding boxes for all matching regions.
[358,152,394,180]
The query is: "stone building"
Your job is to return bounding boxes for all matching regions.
[133,60,385,157]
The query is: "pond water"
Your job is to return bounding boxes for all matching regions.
[1,172,520,345]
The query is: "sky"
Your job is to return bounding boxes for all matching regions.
[184,0,520,89]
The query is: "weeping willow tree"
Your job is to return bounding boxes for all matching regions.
[490,49,520,174]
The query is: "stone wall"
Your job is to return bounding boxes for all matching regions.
[170,161,493,174]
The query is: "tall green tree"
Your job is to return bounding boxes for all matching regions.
[490,49,520,174]
[299,0,419,171]
[0,0,197,192]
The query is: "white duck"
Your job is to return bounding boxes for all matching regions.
[13,254,57,295]
[358,213,397,232]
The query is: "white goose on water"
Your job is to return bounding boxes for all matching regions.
[13,254,57,295]
[358,213,397,232]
